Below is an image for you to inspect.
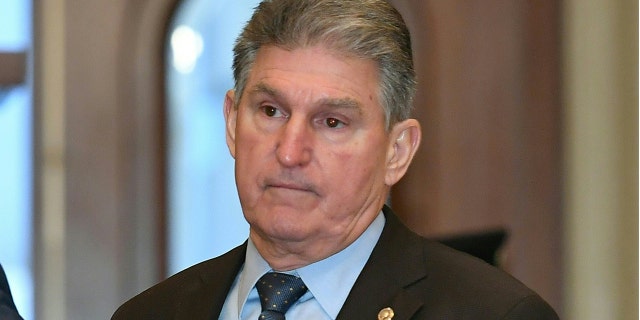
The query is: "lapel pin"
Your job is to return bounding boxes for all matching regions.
[378,307,394,320]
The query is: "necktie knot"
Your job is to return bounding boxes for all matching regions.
[256,272,307,320]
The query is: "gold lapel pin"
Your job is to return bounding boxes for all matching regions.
[378,307,394,320]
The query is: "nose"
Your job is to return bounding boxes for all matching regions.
[275,117,312,168]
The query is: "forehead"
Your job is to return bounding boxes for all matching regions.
[243,45,382,109]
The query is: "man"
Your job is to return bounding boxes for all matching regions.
[0,264,24,320]
[113,0,559,319]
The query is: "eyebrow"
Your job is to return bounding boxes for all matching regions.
[250,82,364,115]
[251,82,279,98]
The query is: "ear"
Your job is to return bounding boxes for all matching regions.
[384,118,421,186]
[223,90,238,159]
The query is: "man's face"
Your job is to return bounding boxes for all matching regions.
[224,45,401,261]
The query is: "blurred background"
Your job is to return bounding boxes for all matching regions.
[0,0,636,319]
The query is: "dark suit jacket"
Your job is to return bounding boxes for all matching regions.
[0,264,24,320]
[113,206,558,319]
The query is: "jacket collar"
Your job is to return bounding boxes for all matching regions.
[337,205,427,320]
[175,243,247,319]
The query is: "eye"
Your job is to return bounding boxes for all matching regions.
[262,105,285,118]
[325,117,345,128]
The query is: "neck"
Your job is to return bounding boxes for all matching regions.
[250,210,385,270]
[250,229,350,271]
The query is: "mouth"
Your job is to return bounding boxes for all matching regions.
[263,178,320,197]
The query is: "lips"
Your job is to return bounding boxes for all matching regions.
[263,177,320,197]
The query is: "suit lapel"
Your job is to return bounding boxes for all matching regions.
[175,243,247,320]
[337,206,427,320]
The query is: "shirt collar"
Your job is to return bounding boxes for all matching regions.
[236,240,270,316]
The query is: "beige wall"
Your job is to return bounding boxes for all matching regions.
[34,1,173,318]
[563,0,638,319]
[34,0,66,319]
[32,0,637,319]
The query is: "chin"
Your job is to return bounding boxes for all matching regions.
[253,212,314,241]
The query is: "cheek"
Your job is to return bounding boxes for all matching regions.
[235,124,272,165]
[233,135,270,195]
[324,144,387,191]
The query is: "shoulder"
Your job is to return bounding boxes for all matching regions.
[111,244,246,320]
[379,207,558,318]
[418,239,558,318]
[420,240,530,294]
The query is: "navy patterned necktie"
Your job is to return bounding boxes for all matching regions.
[256,272,308,320]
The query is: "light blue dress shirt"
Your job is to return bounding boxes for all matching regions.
[219,211,385,320]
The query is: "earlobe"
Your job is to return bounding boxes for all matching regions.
[385,119,421,186]
[223,90,238,158]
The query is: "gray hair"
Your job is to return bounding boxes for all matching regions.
[231,0,416,128]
